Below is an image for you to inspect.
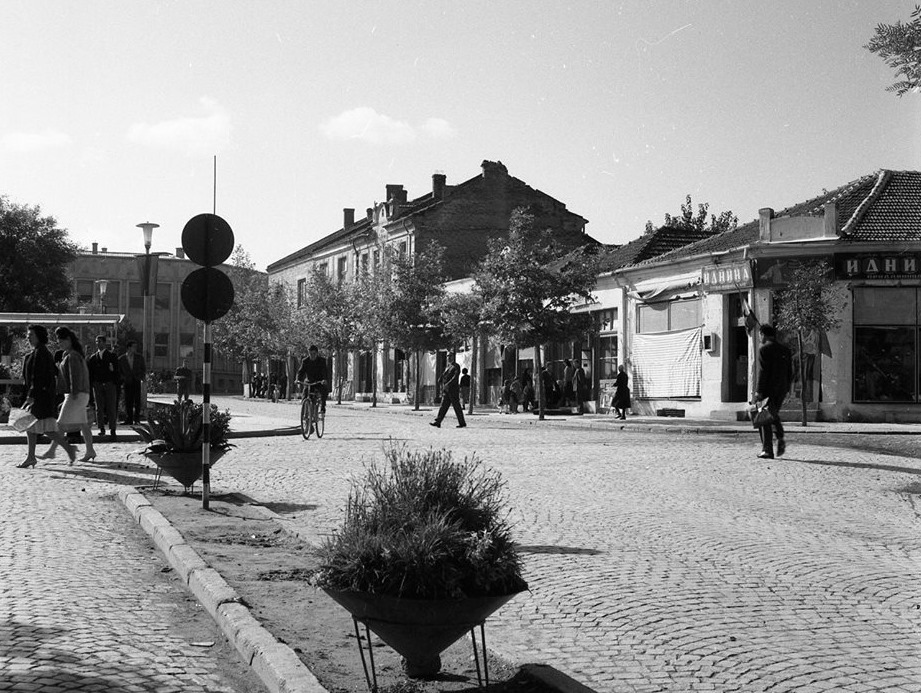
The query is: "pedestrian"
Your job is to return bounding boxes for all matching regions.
[520,369,534,412]
[574,362,589,413]
[174,358,192,401]
[16,325,74,468]
[540,366,559,408]
[87,334,119,439]
[562,358,575,406]
[44,327,97,463]
[611,364,630,420]
[459,368,471,407]
[508,378,522,414]
[754,324,793,459]
[430,357,466,428]
[118,340,147,425]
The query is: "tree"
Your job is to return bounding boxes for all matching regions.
[440,291,486,415]
[0,196,79,313]
[211,246,290,393]
[773,260,842,427]
[386,243,449,410]
[645,195,737,235]
[475,207,598,420]
[352,250,394,407]
[866,6,921,96]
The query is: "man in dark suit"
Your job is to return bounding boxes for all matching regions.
[118,340,147,424]
[430,357,466,428]
[88,334,120,439]
[754,324,793,459]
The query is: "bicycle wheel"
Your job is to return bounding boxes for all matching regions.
[314,404,325,438]
[300,398,313,439]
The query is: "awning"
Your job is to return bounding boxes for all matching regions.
[0,312,125,326]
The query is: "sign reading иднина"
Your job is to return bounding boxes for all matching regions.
[835,253,921,280]
[701,261,753,291]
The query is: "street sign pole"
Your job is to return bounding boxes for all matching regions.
[202,320,212,510]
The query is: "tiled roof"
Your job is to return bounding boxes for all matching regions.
[597,226,721,273]
[634,170,921,268]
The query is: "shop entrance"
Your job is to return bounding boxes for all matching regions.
[725,294,749,402]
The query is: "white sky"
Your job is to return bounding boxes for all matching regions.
[1,1,919,271]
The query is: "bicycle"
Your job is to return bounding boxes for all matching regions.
[298,381,325,439]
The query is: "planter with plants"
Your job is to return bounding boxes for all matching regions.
[131,399,233,490]
[314,444,528,683]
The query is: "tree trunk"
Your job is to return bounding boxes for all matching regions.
[371,344,378,407]
[336,347,344,404]
[468,332,478,416]
[535,343,545,421]
[414,350,422,411]
[798,330,807,427]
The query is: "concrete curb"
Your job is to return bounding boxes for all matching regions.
[117,488,328,693]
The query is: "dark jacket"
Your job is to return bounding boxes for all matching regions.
[756,339,793,403]
[441,363,461,393]
[23,346,58,419]
[613,371,630,408]
[87,349,120,384]
[118,352,147,383]
[296,357,328,387]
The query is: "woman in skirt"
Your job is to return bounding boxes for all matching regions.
[611,364,630,420]
[18,325,74,467]
[42,326,97,463]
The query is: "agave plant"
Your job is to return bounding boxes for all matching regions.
[133,399,233,455]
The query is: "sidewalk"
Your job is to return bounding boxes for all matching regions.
[3,394,918,445]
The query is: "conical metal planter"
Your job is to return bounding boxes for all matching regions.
[324,588,524,680]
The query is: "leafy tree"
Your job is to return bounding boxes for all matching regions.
[866,6,921,96]
[475,207,598,420]
[440,291,486,415]
[211,246,290,393]
[0,196,79,312]
[386,243,449,410]
[773,260,842,427]
[645,195,737,235]
[352,250,394,407]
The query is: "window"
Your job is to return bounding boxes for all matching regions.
[75,280,94,304]
[637,298,700,333]
[853,287,920,402]
[155,283,171,310]
[361,253,370,274]
[128,282,144,309]
[314,261,328,276]
[398,241,407,256]
[337,256,348,283]
[599,335,618,379]
[154,333,169,358]
[373,250,381,269]
[179,333,195,359]
[297,278,307,308]
[100,280,120,312]
[597,308,618,333]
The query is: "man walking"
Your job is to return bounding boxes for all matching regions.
[118,340,147,425]
[87,334,119,440]
[754,324,793,459]
[574,361,589,413]
[431,357,466,428]
[174,359,192,401]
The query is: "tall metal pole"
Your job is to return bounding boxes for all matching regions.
[202,320,212,509]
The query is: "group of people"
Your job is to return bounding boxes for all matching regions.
[17,325,147,468]
[250,371,287,400]
[500,359,593,414]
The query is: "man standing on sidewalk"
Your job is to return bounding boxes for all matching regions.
[119,340,146,425]
[88,334,119,440]
[431,358,466,428]
[754,324,793,459]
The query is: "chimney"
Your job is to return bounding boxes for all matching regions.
[367,207,374,221]
[822,202,838,238]
[175,247,185,259]
[100,247,108,253]
[432,173,446,200]
[758,208,773,242]
[481,160,508,178]
[343,208,355,228]
[92,242,98,254]
[386,184,406,217]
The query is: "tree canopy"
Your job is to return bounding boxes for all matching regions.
[866,5,921,96]
[0,196,79,312]
[645,194,737,235]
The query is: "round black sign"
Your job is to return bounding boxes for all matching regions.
[181,213,235,267]
[181,267,235,322]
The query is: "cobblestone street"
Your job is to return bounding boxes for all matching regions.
[0,445,264,692]
[212,399,921,692]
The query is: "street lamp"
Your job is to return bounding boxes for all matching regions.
[95,279,109,314]
[136,222,160,367]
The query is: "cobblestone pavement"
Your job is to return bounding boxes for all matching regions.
[0,447,264,692]
[210,399,921,693]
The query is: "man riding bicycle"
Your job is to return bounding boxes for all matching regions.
[296,344,328,413]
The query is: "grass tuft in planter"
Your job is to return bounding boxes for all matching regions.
[316,444,526,600]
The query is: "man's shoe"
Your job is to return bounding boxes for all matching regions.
[757,451,774,459]
[456,424,466,428]
[776,440,786,457]
[429,422,440,428]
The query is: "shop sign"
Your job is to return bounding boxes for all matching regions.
[753,257,834,288]
[835,253,921,279]
[701,262,752,291]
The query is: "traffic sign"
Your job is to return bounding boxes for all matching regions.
[181,213,235,267]
[181,267,235,322]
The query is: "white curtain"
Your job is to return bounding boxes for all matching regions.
[632,327,702,398]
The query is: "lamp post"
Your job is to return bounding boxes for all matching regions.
[95,279,109,314]
[137,222,159,367]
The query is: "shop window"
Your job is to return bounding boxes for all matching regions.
[154,333,169,358]
[853,288,919,402]
[598,335,618,380]
[638,298,699,333]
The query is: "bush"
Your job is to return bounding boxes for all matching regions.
[139,399,232,453]
[315,445,526,600]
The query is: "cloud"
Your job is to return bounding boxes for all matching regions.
[1,129,72,152]
[421,118,457,140]
[321,108,457,145]
[127,97,231,155]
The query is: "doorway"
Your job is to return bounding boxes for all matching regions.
[725,293,749,402]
